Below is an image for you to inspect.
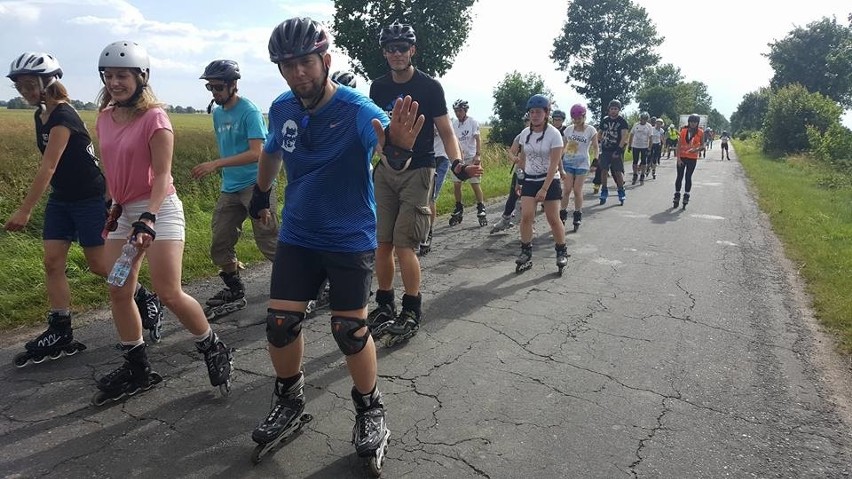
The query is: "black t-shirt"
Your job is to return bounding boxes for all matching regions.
[598,115,630,150]
[369,68,448,169]
[35,103,105,201]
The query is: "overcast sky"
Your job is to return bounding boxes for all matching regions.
[1,0,850,126]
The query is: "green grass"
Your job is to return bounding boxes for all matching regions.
[0,110,512,330]
[737,140,852,352]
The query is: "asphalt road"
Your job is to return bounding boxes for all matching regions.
[2,144,851,478]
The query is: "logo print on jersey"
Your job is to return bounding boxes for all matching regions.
[384,94,405,118]
[281,120,298,153]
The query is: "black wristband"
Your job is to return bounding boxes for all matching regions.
[131,221,157,240]
[139,212,156,223]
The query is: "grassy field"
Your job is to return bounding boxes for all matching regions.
[0,109,513,330]
[737,140,852,353]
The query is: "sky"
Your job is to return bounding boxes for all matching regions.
[1,0,850,126]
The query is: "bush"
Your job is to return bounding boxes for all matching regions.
[762,83,842,154]
[807,122,852,169]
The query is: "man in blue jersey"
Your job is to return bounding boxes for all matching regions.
[247,17,423,469]
[368,20,470,344]
[192,59,278,319]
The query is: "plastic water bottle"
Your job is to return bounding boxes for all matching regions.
[107,243,137,287]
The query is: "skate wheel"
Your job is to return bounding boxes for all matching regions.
[366,457,383,477]
[219,380,232,397]
[91,391,110,407]
[573,225,579,233]
[149,327,162,343]
[13,352,31,368]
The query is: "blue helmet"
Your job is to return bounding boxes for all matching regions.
[526,94,550,111]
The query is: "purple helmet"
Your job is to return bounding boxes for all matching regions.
[570,104,587,118]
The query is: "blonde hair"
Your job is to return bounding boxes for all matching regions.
[97,71,164,114]
[44,80,69,103]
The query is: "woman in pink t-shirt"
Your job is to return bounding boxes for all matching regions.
[92,41,233,405]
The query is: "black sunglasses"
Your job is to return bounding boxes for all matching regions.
[205,83,227,92]
[384,44,411,54]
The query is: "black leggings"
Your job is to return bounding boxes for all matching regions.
[675,159,697,193]
[502,172,519,217]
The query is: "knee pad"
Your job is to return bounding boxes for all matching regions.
[266,309,304,348]
[331,316,369,356]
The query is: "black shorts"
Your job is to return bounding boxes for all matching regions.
[599,148,625,173]
[520,178,562,201]
[270,242,374,311]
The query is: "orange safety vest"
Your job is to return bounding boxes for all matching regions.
[678,127,704,160]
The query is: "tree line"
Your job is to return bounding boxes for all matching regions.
[2,97,203,113]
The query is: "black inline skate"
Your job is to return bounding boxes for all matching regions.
[204,271,247,320]
[196,331,234,396]
[682,193,690,209]
[559,209,568,226]
[366,290,396,340]
[555,243,569,276]
[617,187,626,206]
[352,385,390,477]
[251,373,313,464]
[305,279,330,319]
[448,202,463,226]
[417,228,433,257]
[383,295,420,347]
[14,312,86,368]
[476,202,487,227]
[515,242,533,274]
[672,191,681,209]
[572,210,582,233]
[91,343,162,406]
[135,285,164,343]
[631,172,638,185]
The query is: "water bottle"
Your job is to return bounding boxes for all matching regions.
[107,243,137,287]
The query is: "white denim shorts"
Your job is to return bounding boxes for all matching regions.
[107,193,186,241]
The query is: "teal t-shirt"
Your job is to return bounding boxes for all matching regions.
[213,97,267,193]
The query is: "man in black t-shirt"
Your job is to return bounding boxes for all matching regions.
[367,20,468,344]
[597,99,630,205]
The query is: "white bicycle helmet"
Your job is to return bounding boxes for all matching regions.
[98,41,150,77]
[7,52,63,81]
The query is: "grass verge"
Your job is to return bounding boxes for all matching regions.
[737,140,852,352]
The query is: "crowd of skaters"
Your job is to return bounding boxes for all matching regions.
[3,14,731,474]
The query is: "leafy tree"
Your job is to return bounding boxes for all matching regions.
[332,0,477,80]
[0,100,6,107]
[707,109,730,132]
[762,83,842,154]
[730,87,772,134]
[766,16,852,108]
[636,64,683,119]
[551,0,662,119]
[488,71,550,146]
[640,63,682,89]
[673,81,712,116]
[6,97,31,109]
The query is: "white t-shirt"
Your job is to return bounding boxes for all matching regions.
[452,116,480,158]
[630,122,653,149]
[651,126,663,144]
[562,124,597,170]
[433,128,447,158]
[520,124,563,178]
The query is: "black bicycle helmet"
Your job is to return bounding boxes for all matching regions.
[608,99,622,109]
[688,114,701,123]
[379,21,416,46]
[331,70,357,88]
[268,17,330,63]
[552,110,566,120]
[200,60,241,81]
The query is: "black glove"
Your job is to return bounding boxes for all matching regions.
[451,159,470,181]
[249,184,272,219]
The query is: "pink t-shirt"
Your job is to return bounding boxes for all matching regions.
[96,107,176,204]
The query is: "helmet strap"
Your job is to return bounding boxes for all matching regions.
[112,71,146,108]
[294,54,330,113]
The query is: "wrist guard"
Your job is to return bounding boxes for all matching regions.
[131,221,156,240]
[138,212,156,223]
[383,144,414,171]
[249,184,272,219]
[451,159,470,181]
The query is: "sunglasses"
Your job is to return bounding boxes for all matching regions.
[205,83,228,92]
[384,44,411,54]
[106,203,123,232]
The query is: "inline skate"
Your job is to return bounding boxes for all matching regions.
[251,373,313,464]
[14,312,86,367]
[417,229,433,257]
[476,202,487,227]
[599,187,608,205]
[682,193,690,209]
[135,285,164,343]
[515,242,533,274]
[555,244,569,276]
[91,343,162,406]
[305,279,330,318]
[617,187,626,206]
[196,331,234,396]
[672,192,681,209]
[631,172,638,185]
[572,210,582,233]
[559,209,568,226]
[366,290,396,340]
[352,386,390,477]
[204,271,247,320]
[448,202,463,226]
[490,215,513,234]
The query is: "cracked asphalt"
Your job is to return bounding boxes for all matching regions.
[2,145,852,478]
